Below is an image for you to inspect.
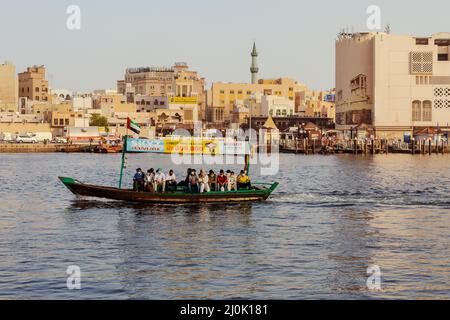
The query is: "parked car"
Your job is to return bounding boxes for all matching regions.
[15,135,38,144]
[0,132,13,143]
[53,137,68,144]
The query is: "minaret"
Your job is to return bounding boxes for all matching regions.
[250,42,259,84]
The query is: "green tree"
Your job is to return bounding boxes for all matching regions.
[90,113,109,132]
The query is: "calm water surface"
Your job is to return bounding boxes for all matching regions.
[0,153,449,299]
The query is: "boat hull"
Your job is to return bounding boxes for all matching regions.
[59,177,278,204]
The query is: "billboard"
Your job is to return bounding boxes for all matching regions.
[324,94,336,102]
[126,138,165,153]
[124,138,250,155]
[169,97,198,104]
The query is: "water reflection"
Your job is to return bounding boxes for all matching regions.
[1,153,450,299]
[326,208,378,297]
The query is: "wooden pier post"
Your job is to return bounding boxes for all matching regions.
[428,139,432,155]
[412,138,415,155]
[371,139,375,155]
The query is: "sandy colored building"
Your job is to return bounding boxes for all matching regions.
[117,62,206,121]
[304,89,336,120]
[336,31,450,139]
[18,66,49,102]
[261,95,295,117]
[208,78,307,123]
[0,62,18,112]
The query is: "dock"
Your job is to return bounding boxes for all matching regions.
[0,143,94,153]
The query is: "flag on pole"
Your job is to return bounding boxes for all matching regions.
[127,118,141,135]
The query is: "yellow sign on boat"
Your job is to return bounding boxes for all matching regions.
[164,139,221,154]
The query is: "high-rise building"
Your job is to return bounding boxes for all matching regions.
[18,65,49,102]
[336,31,450,139]
[0,62,18,111]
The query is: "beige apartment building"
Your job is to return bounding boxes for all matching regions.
[117,62,206,121]
[208,78,307,123]
[303,89,336,120]
[18,65,49,102]
[336,32,450,139]
[0,62,18,112]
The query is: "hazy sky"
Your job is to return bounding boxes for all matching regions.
[1,0,449,92]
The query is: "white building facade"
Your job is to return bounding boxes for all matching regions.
[336,32,450,139]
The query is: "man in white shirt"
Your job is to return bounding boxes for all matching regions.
[199,169,210,193]
[154,168,166,193]
[166,169,177,192]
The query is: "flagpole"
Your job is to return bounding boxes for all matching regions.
[118,121,129,189]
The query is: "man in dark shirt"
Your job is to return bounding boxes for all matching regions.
[133,168,145,192]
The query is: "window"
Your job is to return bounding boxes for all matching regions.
[416,38,429,45]
[220,90,225,94]
[412,100,422,121]
[230,90,235,94]
[35,87,39,92]
[238,91,243,94]
[247,91,252,95]
[35,96,39,101]
[410,52,433,74]
[438,54,449,61]
[54,119,58,125]
[59,119,64,125]
[65,119,69,125]
[422,100,432,121]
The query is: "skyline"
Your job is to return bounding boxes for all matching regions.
[1,0,449,92]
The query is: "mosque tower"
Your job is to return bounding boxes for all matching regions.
[250,42,259,84]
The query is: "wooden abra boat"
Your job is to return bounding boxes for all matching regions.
[59,177,279,204]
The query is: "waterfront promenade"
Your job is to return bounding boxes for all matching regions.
[0,143,91,153]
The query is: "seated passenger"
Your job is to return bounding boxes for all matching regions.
[188,169,199,193]
[166,169,177,192]
[198,169,210,193]
[133,168,145,192]
[228,171,237,191]
[237,170,251,190]
[145,168,155,192]
[208,170,217,192]
[217,170,228,192]
[154,168,166,193]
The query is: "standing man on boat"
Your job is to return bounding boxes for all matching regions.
[133,168,145,192]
